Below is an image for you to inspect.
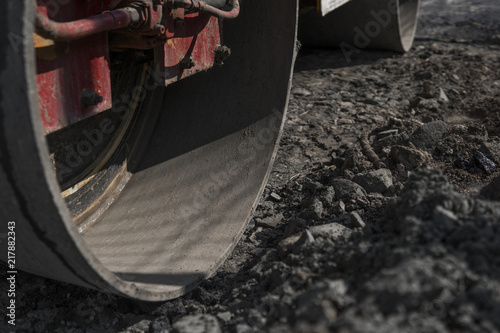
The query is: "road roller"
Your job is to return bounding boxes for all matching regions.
[0,0,419,300]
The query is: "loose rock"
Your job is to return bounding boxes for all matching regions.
[438,88,449,103]
[301,198,324,220]
[473,150,497,174]
[277,234,301,259]
[216,312,231,323]
[391,145,431,169]
[330,179,367,202]
[354,169,393,194]
[292,87,312,96]
[172,315,221,333]
[481,176,500,201]
[377,129,399,139]
[349,212,366,228]
[150,317,172,333]
[309,223,352,240]
[268,192,282,202]
[256,213,283,229]
[410,121,447,149]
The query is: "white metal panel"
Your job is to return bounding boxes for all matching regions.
[320,0,351,16]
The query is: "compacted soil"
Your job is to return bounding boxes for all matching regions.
[2,0,500,332]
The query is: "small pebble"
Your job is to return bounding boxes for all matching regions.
[269,192,282,202]
[350,212,366,228]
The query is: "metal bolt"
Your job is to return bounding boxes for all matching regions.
[81,89,103,108]
[213,45,231,66]
[179,56,196,70]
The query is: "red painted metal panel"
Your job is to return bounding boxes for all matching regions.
[159,11,221,86]
[36,1,115,134]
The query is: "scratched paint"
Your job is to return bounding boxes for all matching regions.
[159,11,221,86]
[36,0,114,134]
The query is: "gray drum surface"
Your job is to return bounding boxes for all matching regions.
[299,0,421,52]
[0,0,298,300]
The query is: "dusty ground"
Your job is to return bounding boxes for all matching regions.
[2,0,500,332]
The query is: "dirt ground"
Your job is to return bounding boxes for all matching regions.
[2,0,500,332]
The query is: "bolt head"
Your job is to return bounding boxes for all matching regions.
[81,89,103,108]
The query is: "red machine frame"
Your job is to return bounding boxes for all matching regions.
[35,0,232,134]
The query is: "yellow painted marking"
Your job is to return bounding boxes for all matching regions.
[34,33,55,48]
[167,39,176,51]
[34,33,57,61]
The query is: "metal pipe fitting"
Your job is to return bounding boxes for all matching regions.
[166,0,240,19]
[35,7,140,41]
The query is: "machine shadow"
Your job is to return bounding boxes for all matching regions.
[80,0,298,297]
[295,46,403,72]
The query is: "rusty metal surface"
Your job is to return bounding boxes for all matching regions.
[109,0,167,50]
[159,11,221,85]
[166,0,240,20]
[35,7,133,41]
[36,0,226,134]
[299,0,421,53]
[36,0,115,134]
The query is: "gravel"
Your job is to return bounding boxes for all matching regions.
[2,1,500,332]
[353,168,393,194]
